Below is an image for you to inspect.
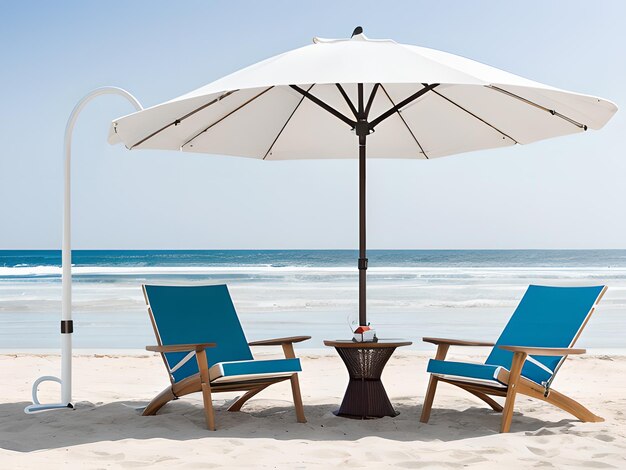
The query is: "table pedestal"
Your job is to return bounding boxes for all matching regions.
[334,344,399,419]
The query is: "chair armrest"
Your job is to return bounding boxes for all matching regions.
[423,337,495,347]
[146,343,216,353]
[248,336,311,346]
[498,346,586,356]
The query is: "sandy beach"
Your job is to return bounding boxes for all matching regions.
[1,349,624,469]
[2,0,624,467]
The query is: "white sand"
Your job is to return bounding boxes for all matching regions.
[1,350,625,469]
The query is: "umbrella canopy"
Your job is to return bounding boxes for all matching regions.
[110,29,616,159]
[109,27,617,326]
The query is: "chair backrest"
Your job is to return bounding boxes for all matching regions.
[485,285,606,385]
[143,284,253,383]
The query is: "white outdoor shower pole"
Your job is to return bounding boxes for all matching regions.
[25,87,142,413]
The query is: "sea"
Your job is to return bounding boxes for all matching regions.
[1,250,625,350]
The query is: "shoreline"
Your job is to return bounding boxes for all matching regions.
[4,264,626,278]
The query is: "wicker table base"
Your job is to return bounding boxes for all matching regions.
[324,340,412,419]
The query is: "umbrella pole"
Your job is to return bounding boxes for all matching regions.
[357,83,368,326]
[24,87,143,414]
[291,81,441,327]
[358,132,367,326]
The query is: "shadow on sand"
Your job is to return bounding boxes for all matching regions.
[0,398,578,452]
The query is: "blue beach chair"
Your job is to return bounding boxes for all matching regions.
[142,284,310,430]
[420,285,607,432]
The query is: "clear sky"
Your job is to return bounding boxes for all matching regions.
[1,1,624,250]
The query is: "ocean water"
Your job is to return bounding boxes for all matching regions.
[1,250,625,350]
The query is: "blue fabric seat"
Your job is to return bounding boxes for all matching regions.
[483,285,605,385]
[145,284,256,383]
[210,358,302,382]
[427,359,504,386]
[427,285,605,388]
[145,284,306,384]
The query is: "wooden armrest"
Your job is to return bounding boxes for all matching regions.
[146,343,216,353]
[248,336,311,346]
[498,345,586,356]
[423,337,495,347]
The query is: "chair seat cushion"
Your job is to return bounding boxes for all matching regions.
[209,358,301,383]
[427,359,506,387]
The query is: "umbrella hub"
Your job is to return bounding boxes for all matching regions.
[355,119,371,138]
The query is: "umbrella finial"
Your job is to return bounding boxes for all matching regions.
[351,26,363,37]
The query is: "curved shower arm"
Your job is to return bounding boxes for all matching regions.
[25,87,143,414]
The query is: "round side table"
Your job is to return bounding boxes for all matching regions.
[324,339,412,419]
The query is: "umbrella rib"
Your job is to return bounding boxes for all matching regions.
[290,85,356,128]
[364,84,380,119]
[129,90,238,149]
[263,84,315,160]
[369,83,439,129]
[335,84,358,119]
[431,89,519,144]
[487,85,588,130]
[379,84,428,159]
[180,86,274,149]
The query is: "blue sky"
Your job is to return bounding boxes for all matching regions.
[1,1,624,249]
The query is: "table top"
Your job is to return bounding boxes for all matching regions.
[323,339,412,348]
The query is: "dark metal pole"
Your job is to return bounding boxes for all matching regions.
[356,84,368,326]
[292,81,442,327]
[358,132,367,326]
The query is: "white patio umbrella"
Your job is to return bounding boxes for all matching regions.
[109,27,616,327]
[26,27,617,413]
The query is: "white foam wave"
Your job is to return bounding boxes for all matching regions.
[3,265,626,278]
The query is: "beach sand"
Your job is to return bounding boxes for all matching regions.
[1,350,625,469]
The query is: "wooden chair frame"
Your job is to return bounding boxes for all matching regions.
[142,286,309,430]
[419,338,604,433]
[144,337,308,430]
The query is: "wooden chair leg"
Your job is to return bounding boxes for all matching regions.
[142,386,177,416]
[500,351,527,433]
[227,385,271,412]
[516,381,604,423]
[282,343,306,423]
[289,374,307,423]
[196,349,216,430]
[544,388,603,423]
[201,383,216,430]
[420,376,439,423]
[420,344,449,423]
